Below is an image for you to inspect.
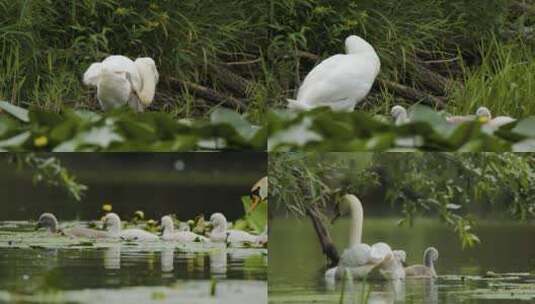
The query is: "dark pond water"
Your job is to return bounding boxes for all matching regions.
[0,153,266,221]
[0,221,267,304]
[269,218,535,303]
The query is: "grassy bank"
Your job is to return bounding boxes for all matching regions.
[0,0,273,122]
[267,0,535,118]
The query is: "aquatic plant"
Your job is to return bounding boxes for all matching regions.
[0,101,266,151]
[267,106,535,152]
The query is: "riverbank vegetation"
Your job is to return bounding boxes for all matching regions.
[270,153,535,247]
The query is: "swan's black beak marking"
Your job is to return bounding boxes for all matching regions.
[35,222,42,231]
[248,188,261,213]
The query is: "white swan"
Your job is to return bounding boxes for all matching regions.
[83,55,159,112]
[326,194,393,280]
[208,213,260,245]
[288,35,380,112]
[103,213,158,241]
[36,213,111,239]
[391,105,410,126]
[476,107,516,129]
[379,250,406,280]
[405,247,439,278]
[160,215,209,242]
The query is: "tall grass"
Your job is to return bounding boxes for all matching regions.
[265,0,535,117]
[2,0,534,120]
[451,38,535,117]
[0,0,272,121]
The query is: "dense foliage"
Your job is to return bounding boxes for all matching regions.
[0,102,265,151]
[270,153,535,246]
[268,106,535,152]
[6,154,87,201]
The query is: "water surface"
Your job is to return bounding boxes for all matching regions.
[269,218,535,303]
[0,221,267,304]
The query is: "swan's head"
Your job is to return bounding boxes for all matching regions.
[393,250,407,264]
[102,213,121,233]
[345,35,377,56]
[133,210,145,221]
[36,213,59,232]
[332,194,362,223]
[160,215,175,234]
[424,247,439,263]
[134,57,159,106]
[475,107,492,123]
[391,105,408,120]
[210,213,228,229]
[249,176,268,213]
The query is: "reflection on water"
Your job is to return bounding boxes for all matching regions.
[0,222,267,304]
[269,218,535,303]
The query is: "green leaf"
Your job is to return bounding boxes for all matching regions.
[0,101,29,123]
[241,196,267,233]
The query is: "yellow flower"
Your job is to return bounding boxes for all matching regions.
[102,204,113,212]
[34,136,48,147]
[478,116,490,124]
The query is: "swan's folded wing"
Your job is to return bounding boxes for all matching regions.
[296,55,376,107]
[340,244,372,267]
[83,63,102,86]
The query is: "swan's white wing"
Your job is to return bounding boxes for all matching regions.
[83,63,103,87]
[120,229,158,241]
[227,230,258,243]
[490,116,516,127]
[340,243,373,267]
[296,54,379,111]
[369,242,393,264]
[102,55,142,92]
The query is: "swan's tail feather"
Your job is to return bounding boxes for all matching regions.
[287,99,309,111]
[306,205,340,267]
[83,63,103,87]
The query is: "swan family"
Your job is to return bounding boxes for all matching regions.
[36,211,267,247]
[391,105,515,129]
[323,194,439,281]
[283,33,515,128]
[83,55,159,112]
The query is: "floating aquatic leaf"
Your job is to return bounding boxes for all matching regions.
[0,101,29,122]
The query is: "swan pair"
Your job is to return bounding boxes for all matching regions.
[392,105,515,128]
[83,55,159,112]
[288,35,380,112]
[326,195,438,281]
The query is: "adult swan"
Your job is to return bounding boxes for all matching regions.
[325,194,393,280]
[288,35,380,112]
[83,55,159,112]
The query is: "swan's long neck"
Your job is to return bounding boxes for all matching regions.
[213,219,227,234]
[135,64,157,106]
[347,197,363,248]
[163,220,174,236]
[424,250,436,274]
[345,39,381,75]
[107,219,121,235]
